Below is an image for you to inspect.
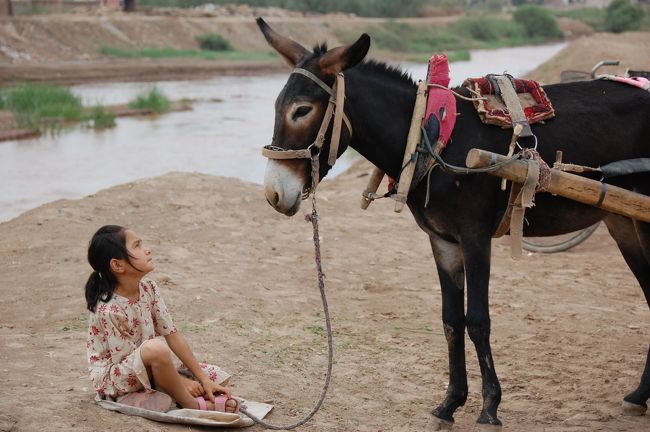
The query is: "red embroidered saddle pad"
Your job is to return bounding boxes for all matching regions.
[462,77,555,128]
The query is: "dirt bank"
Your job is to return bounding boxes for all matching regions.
[0,159,648,431]
[0,9,599,85]
[527,32,650,84]
[0,11,460,84]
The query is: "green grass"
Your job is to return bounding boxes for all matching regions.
[0,83,179,131]
[305,324,325,337]
[100,45,277,61]
[89,105,116,130]
[128,87,171,113]
[0,84,84,130]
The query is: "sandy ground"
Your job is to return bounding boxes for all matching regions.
[1,12,650,431]
[0,158,648,432]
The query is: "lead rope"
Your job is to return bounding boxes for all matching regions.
[239,153,333,430]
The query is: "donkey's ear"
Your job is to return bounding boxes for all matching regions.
[256,17,309,67]
[318,34,370,75]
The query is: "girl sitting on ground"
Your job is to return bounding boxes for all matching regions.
[84,224,238,413]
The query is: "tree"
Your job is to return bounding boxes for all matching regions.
[605,0,644,33]
[513,5,563,39]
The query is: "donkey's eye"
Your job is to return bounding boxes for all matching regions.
[292,105,313,121]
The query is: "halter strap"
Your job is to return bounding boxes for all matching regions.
[292,68,352,136]
[292,68,335,97]
[262,69,353,198]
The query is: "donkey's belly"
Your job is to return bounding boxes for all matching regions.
[521,192,607,237]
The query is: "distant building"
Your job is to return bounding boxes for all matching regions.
[0,0,12,16]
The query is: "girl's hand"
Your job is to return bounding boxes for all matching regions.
[200,379,232,402]
[183,377,204,398]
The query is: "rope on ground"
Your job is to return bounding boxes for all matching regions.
[239,159,333,430]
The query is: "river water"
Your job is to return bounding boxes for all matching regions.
[0,43,565,222]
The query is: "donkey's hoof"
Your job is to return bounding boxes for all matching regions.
[622,401,647,416]
[431,417,454,431]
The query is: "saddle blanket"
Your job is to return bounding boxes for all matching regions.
[463,76,555,128]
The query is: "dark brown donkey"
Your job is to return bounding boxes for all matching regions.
[256,18,650,430]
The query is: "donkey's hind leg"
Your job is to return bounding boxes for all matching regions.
[604,214,650,415]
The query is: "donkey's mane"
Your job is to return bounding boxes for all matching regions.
[309,43,415,86]
[356,60,416,86]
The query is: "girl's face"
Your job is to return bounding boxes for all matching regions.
[122,229,154,275]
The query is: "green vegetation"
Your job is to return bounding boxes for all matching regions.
[128,87,171,114]
[0,84,84,130]
[138,0,436,17]
[513,5,563,39]
[605,0,644,33]
[89,105,116,130]
[196,33,233,51]
[339,12,563,61]
[305,324,325,337]
[552,7,607,31]
[0,84,178,132]
[100,45,277,61]
[553,3,648,33]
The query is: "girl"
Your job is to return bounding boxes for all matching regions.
[85,225,238,413]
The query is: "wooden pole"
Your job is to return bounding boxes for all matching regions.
[360,167,385,210]
[466,148,650,224]
[394,80,428,213]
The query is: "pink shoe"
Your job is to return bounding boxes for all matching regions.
[213,394,240,413]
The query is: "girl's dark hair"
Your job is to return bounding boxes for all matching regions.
[85,225,132,312]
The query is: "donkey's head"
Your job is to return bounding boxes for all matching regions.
[256,18,370,216]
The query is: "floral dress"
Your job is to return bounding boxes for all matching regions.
[86,278,229,398]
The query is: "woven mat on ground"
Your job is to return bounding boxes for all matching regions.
[95,394,273,428]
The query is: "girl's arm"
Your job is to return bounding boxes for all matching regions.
[164,331,231,400]
[164,331,210,382]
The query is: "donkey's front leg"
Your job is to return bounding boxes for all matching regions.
[429,234,468,429]
[462,233,502,429]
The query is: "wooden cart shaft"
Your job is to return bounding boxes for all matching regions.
[466,148,650,224]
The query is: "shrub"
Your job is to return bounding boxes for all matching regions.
[605,0,644,33]
[513,5,563,39]
[128,87,171,114]
[196,33,233,52]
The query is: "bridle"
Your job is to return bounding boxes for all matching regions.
[261,68,352,197]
